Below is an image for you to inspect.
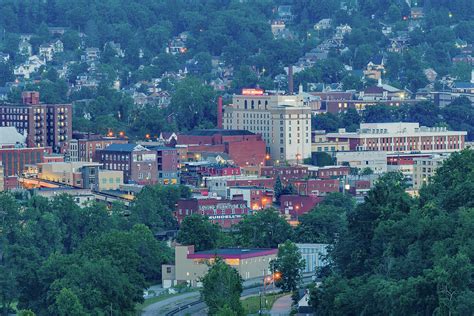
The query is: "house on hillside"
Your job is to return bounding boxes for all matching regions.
[18,40,32,57]
[364,55,386,80]
[39,40,64,61]
[314,18,332,30]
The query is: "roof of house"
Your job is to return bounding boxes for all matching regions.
[188,248,277,260]
[180,129,255,137]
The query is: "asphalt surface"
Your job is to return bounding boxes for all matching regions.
[155,275,314,316]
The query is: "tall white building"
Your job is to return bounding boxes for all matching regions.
[223,88,312,162]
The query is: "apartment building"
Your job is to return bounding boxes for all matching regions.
[222,88,311,162]
[0,91,72,153]
[412,154,449,190]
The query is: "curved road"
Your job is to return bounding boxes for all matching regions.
[149,276,314,316]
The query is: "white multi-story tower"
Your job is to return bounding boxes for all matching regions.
[222,88,312,162]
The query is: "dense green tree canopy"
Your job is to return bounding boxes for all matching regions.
[311,151,474,315]
[235,208,293,248]
[176,214,221,251]
[201,258,244,316]
[0,185,178,315]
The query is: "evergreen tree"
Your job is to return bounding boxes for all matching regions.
[274,176,283,203]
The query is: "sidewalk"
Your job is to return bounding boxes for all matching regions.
[269,294,292,316]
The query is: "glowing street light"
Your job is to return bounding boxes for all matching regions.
[273,272,282,281]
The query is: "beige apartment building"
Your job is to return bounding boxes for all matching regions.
[162,245,277,288]
[412,154,449,190]
[312,130,350,154]
[223,89,312,162]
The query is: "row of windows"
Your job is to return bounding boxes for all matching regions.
[316,146,345,152]
[105,163,129,170]
[0,108,29,114]
[103,154,129,161]
[101,177,122,184]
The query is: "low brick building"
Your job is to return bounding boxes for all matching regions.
[291,179,340,196]
[0,146,51,176]
[178,129,266,167]
[260,165,309,184]
[176,197,252,228]
[280,195,323,220]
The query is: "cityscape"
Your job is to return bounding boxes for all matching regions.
[0,0,474,315]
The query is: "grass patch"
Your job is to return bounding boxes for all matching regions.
[241,292,287,315]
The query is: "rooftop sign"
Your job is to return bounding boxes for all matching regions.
[242,88,264,96]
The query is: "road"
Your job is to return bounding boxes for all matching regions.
[154,275,314,316]
[141,291,200,316]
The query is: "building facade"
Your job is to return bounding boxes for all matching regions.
[165,245,277,287]
[97,144,157,185]
[178,129,267,167]
[335,151,388,174]
[261,165,309,184]
[68,134,128,162]
[176,198,252,228]
[148,146,179,185]
[412,154,449,190]
[0,147,50,177]
[37,162,101,189]
[280,195,323,220]
[222,89,312,162]
[327,123,467,154]
[0,91,72,153]
[295,243,329,273]
[227,186,273,210]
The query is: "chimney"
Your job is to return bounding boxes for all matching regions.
[217,96,223,129]
[22,91,40,105]
[288,65,294,95]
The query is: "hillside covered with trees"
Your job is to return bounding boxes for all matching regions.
[311,150,474,315]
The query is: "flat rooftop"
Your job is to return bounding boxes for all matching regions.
[188,248,277,259]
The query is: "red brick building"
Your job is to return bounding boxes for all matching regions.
[178,130,266,167]
[260,165,308,184]
[0,146,51,176]
[226,177,275,190]
[291,179,340,196]
[97,144,157,185]
[227,186,273,210]
[280,195,323,220]
[69,132,128,162]
[0,91,72,153]
[176,198,252,228]
[144,146,180,185]
[309,165,350,179]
